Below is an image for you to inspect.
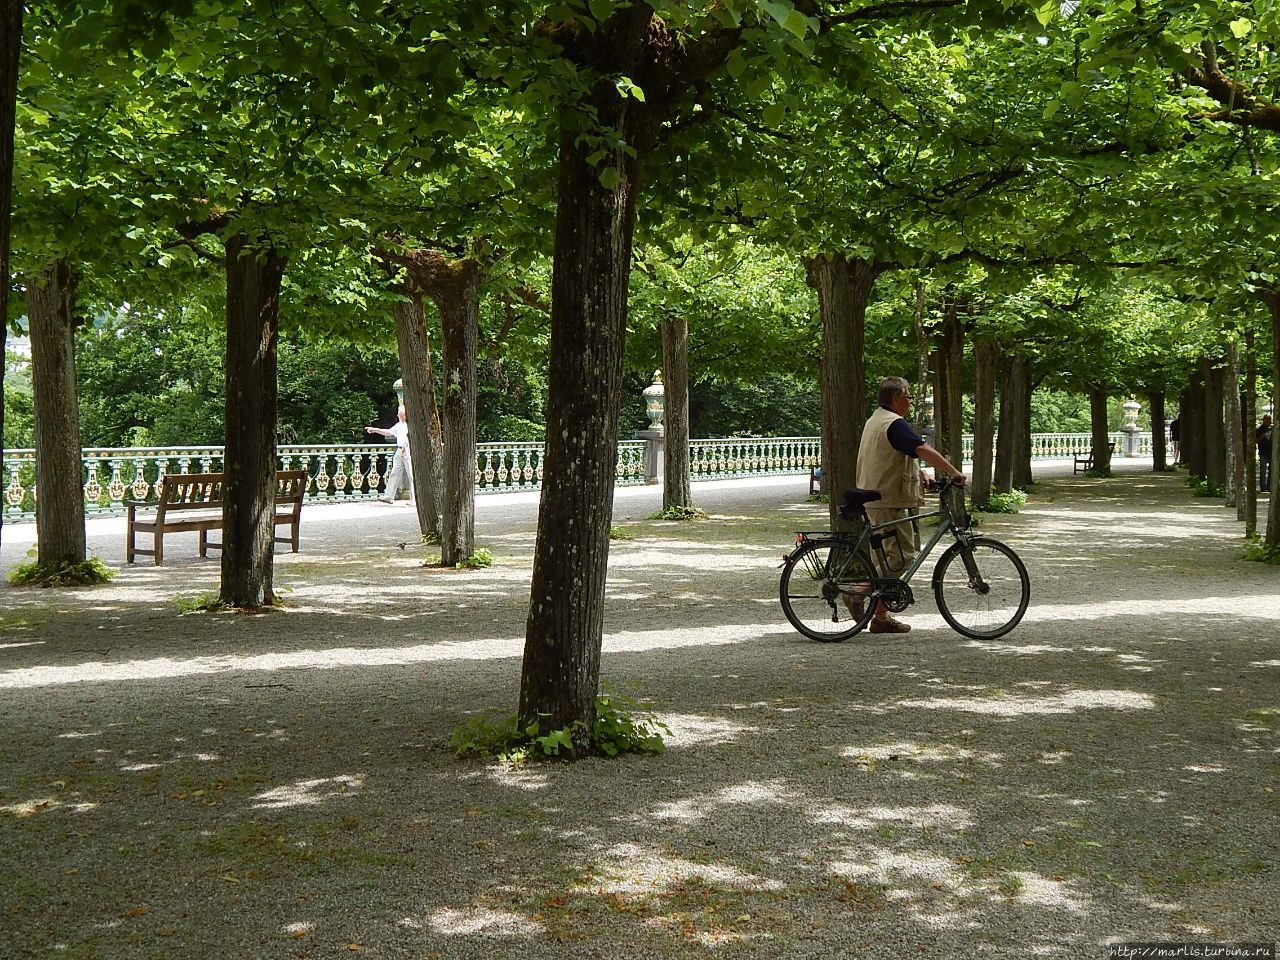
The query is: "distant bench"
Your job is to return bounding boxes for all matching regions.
[808,463,824,496]
[126,470,308,565]
[1073,441,1116,475]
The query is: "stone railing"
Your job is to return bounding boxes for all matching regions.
[689,437,822,480]
[0,432,1153,523]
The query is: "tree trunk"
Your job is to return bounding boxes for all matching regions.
[0,0,21,552]
[1013,363,1034,488]
[1224,340,1242,509]
[933,300,965,463]
[220,234,285,608]
[913,278,929,411]
[1088,383,1112,473]
[520,115,642,750]
[660,314,692,510]
[970,339,999,506]
[995,355,1030,494]
[27,259,86,566]
[391,290,443,541]
[805,253,876,530]
[1148,391,1166,472]
[434,264,480,567]
[1203,356,1227,494]
[1181,382,1205,478]
[1243,329,1257,532]
[1261,293,1280,546]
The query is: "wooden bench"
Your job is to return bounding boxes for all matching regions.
[1073,441,1116,475]
[126,470,308,565]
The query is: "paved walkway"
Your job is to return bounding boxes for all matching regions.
[0,457,1154,574]
[1,457,1276,959]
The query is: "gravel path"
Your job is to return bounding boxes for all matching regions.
[1,462,1277,959]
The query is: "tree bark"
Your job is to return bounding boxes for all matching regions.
[913,278,929,408]
[1224,340,1242,509]
[660,314,692,510]
[434,264,480,566]
[1261,293,1280,545]
[1088,383,1112,473]
[391,289,443,541]
[970,339,999,506]
[805,253,877,530]
[933,300,965,463]
[1013,363,1034,489]
[1243,329,1257,532]
[520,107,643,749]
[1181,382,1205,478]
[1148,391,1167,472]
[994,354,1030,494]
[27,258,86,566]
[517,7,737,751]
[0,0,21,552]
[220,234,285,608]
[1203,356,1226,493]
[396,249,482,565]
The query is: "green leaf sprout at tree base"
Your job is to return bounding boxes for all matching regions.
[650,505,709,521]
[450,689,669,763]
[976,489,1029,514]
[7,558,116,588]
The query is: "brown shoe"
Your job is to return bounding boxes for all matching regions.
[841,593,864,620]
[869,617,911,634]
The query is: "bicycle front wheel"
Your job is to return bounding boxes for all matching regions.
[932,536,1030,640]
[779,539,876,642]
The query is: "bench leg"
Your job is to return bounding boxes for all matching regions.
[154,529,163,566]
[199,528,208,557]
[291,520,300,553]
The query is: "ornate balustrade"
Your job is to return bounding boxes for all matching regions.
[689,437,822,480]
[0,431,1156,523]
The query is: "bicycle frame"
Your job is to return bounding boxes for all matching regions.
[794,489,971,587]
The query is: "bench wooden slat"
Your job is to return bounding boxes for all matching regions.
[126,470,307,566]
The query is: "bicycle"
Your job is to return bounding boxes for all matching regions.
[778,477,1030,642]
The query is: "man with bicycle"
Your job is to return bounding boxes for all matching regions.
[854,377,967,634]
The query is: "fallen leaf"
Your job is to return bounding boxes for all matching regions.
[126,907,148,918]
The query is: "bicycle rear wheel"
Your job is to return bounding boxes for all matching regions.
[932,536,1030,640]
[779,539,875,642]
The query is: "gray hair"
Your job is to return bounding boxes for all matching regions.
[877,377,910,410]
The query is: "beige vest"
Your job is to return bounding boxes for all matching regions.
[856,407,922,508]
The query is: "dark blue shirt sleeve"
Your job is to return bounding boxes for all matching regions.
[887,419,924,458]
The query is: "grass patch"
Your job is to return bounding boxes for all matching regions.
[609,526,635,541]
[1243,532,1280,565]
[175,592,227,615]
[451,689,668,763]
[649,505,709,521]
[1082,466,1112,478]
[976,489,1028,514]
[7,557,115,588]
[1186,474,1224,498]
[455,548,493,570]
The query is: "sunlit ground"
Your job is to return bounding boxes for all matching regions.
[0,466,1277,958]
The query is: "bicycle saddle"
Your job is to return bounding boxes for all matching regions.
[839,487,882,521]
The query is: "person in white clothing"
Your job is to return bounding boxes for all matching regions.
[366,406,413,503]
